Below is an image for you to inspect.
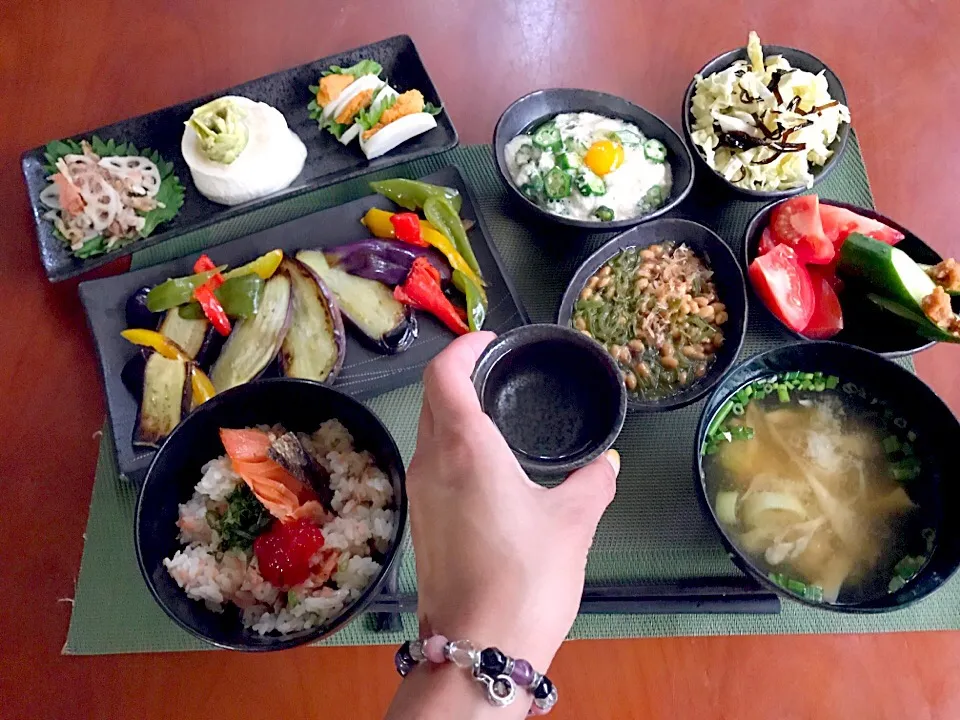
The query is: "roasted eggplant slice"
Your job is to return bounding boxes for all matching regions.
[324,239,451,286]
[133,351,192,449]
[278,258,347,384]
[268,431,333,510]
[297,250,418,354]
[209,273,292,392]
[121,350,148,398]
[126,286,163,330]
[158,310,211,361]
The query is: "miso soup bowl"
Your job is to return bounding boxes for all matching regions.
[693,342,960,613]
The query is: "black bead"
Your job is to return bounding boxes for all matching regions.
[395,641,415,677]
[479,647,507,676]
[534,676,554,700]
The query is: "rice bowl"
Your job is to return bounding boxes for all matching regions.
[164,420,395,635]
[135,377,407,651]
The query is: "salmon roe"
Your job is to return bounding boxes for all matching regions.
[253,518,326,589]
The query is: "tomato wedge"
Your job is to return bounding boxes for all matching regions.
[802,267,844,339]
[757,227,777,256]
[769,196,834,265]
[748,244,815,332]
[819,204,904,248]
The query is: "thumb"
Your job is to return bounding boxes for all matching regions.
[549,449,620,530]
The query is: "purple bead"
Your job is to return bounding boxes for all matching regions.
[511,659,535,687]
[423,634,448,664]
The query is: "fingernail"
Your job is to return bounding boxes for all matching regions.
[604,449,620,478]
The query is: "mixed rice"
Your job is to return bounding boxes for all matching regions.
[163,419,395,635]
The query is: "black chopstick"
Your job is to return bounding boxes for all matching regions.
[367,576,781,618]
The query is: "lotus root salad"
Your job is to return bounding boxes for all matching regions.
[163,421,396,635]
[39,137,184,259]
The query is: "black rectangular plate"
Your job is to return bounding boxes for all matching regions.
[79,166,528,481]
[24,35,458,282]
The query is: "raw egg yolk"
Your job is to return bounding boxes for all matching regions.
[584,140,624,176]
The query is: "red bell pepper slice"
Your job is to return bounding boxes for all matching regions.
[193,254,225,289]
[389,212,429,247]
[194,283,232,336]
[394,257,469,336]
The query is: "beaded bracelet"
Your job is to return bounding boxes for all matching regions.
[394,635,558,714]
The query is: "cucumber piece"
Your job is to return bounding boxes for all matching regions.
[866,294,960,344]
[576,169,606,197]
[514,143,541,166]
[615,130,643,148]
[520,172,544,202]
[555,152,581,170]
[838,233,936,309]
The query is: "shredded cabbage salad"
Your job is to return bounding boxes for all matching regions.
[690,31,851,191]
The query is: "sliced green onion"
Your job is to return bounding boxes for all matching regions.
[778,386,790,403]
[814,381,826,392]
[891,457,921,482]
[802,372,815,380]
[786,371,801,381]
[882,435,900,454]
[825,375,839,389]
[707,400,735,437]
[731,402,745,416]
[729,425,755,440]
[907,430,917,442]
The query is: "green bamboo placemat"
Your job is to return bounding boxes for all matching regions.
[65,141,960,655]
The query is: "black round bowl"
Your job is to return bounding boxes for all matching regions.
[135,378,407,651]
[743,198,953,358]
[557,219,748,411]
[694,342,960,613]
[493,88,695,230]
[681,45,850,199]
[472,324,627,476]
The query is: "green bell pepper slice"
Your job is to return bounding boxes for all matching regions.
[146,267,227,312]
[369,179,462,214]
[423,196,482,279]
[178,273,264,320]
[453,269,487,332]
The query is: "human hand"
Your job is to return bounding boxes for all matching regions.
[407,331,620,670]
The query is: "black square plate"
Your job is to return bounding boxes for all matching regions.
[23,35,458,282]
[79,166,528,482]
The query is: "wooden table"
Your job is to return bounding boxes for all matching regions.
[3,1,959,717]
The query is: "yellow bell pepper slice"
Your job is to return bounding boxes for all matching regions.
[224,249,284,280]
[120,329,216,407]
[360,208,486,297]
[190,368,217,406]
